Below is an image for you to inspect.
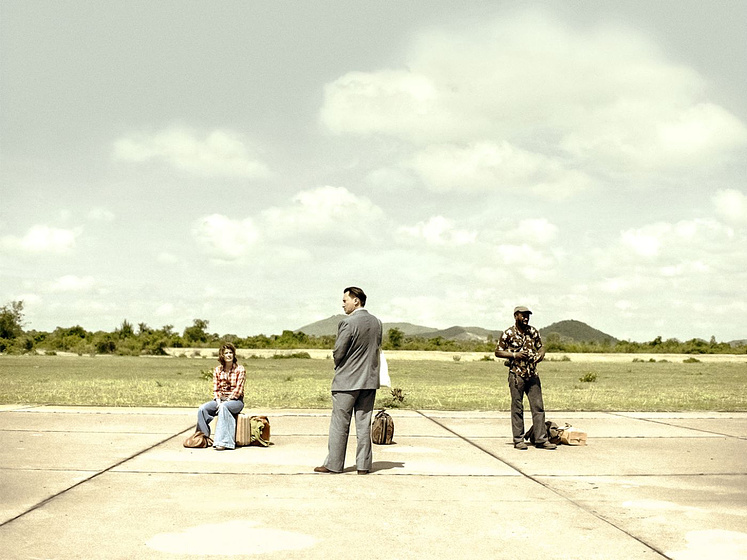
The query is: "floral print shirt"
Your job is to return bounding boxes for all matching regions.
[496,325,543,377]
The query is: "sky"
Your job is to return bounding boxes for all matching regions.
[1,1,746,343]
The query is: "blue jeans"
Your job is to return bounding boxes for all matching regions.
[197,399,244,449]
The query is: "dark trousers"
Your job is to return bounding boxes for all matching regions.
[508,373,547,444]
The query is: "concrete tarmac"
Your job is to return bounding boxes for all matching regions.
[1,405,745,559]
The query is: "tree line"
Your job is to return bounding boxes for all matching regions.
[0,300,744,356]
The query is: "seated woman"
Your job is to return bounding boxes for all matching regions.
[196,343,245,450]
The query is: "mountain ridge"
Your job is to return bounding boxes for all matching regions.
[296,316,615,343]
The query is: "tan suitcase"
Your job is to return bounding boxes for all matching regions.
[214,413,270,447]
[235,413,252,446]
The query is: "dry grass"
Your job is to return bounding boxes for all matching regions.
[1,354,745,411]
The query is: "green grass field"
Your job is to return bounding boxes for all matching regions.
[1,355,745,411]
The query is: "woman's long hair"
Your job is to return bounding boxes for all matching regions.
[218,343,238,370]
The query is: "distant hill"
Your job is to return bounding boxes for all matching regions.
[297,316,617,344]
[539,320,618,344]
[295,316,437,337]
[420,326,503,342]
[294,315,347,336]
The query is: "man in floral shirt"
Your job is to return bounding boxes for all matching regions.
[495,306,556,450]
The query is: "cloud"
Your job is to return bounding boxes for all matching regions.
[319,10,746,195]
[592,217,744,320]
[408,141,592,197]
[514,218,558,245]
[48,275,96,293]
[398,216,476,246]
[262,186,385,243]
[193,214,259,260]
[620,219,735,260]
[0,225,81,253]
[320,70,440,138]
[113,127,271,179]
[87,207,116,222]
[621,225,667,258]
[712,189,747,224]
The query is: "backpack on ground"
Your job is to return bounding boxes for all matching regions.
[249,415,271,447]
[372,409,394,445]
[524,420,562,445]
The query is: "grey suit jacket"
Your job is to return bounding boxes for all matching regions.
[331,308,383,391]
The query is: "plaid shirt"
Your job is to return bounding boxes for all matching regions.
[213,364,245,400]
[496,325,543,377]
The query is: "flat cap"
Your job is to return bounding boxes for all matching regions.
[513,306,532,314]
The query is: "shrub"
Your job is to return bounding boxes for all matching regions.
[380,387,407,408]
[452,355,461,362]
[272,352,312,359]
[579,371,598,383]
[480,355,494,361]
[683,357,701,363]
[548,355,571,362]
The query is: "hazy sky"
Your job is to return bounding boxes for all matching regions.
[2,1,746,342]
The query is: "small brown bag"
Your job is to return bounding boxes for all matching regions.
[183,430,213,448]
[372,410,394,445]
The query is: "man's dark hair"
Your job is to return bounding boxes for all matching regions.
[344,286,367,307]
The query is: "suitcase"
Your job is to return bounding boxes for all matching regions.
[235,413,252,446]
[371,410,394,445]
[216,414,270,447]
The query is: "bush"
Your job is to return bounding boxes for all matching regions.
[579,372,598,383]
[548,355,571,362]
[683,357,701,363]
[271,352,312,359]
[379,387,407,408]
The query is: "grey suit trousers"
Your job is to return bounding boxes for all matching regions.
[323,389,377,472]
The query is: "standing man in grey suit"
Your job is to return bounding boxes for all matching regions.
[315,286,383,475]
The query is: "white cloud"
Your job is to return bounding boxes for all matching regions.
[319,10,746,195]
[408,141,592,197]
[398,216,476,247]
[88,208,116,222]
[320,70,440,138]
[712,189,747,223]
[620,219,735,260]
[157,252,180,264]
[113,127,271,179]
[512,218,558,245]
[621,225,666,257]
[262,186,385,243]
[155,303,175,317]
[493,243,557,282]
[49,275,96,292]
[193,214,259,260]
[0,225,81,253]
